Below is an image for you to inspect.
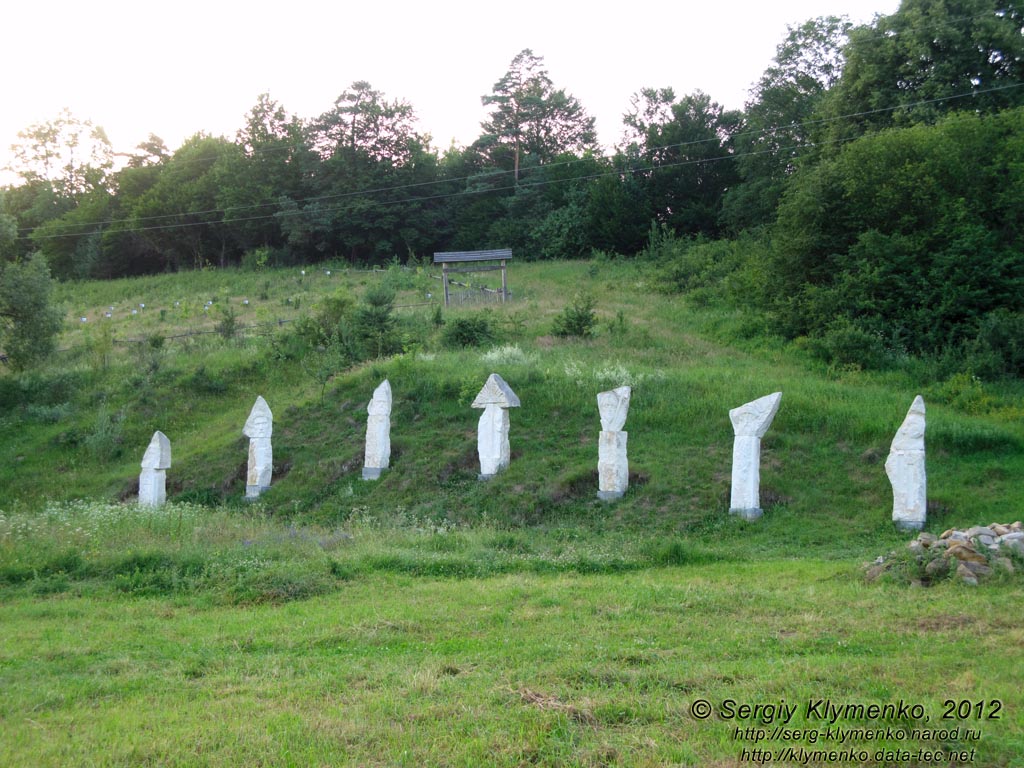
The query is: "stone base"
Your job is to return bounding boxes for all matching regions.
[597,490,624,502]
[245,484,270,499]
[478,473,496,481]
[730,507,763,521]
[362,466,383,480]
[894,519,925,532]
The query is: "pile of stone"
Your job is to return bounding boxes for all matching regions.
[868,522,1023,585]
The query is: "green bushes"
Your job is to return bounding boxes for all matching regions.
[767,109,1024,375]
[442,315,496,348]
[551,292,597,338]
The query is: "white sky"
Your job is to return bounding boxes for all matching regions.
[1,0,899,186]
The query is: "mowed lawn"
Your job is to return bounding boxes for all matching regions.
[2,561,1022,767]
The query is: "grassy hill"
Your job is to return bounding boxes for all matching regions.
[2,259,1022,765]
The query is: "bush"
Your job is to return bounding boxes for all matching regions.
[355,285,400,358]
[962,310,1024,379]
[811,318,888,370]
[442,315,496,348]
[552,292,598,338]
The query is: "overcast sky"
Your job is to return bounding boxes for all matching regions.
[1,0,899,185]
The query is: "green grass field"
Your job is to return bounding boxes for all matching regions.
[2,259,1023,765]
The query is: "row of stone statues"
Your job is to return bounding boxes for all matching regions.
[136,374,928,531]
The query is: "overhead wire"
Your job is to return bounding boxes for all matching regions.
[12,66,1024,240]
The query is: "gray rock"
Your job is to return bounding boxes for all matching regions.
[960,560,993,577]
[994,557,1015,575]
[956,562,979,586]
[924,557,949,578]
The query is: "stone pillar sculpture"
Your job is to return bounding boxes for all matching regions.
[244,396,273,499]
[363,379,392,480]
[885,395,927,531]
[597,386,631,500]
[471,373,520,480]
[138,430,171,507]
[729,391,782,520]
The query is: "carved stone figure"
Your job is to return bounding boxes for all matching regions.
[138,430,171,507]
[597,386,631,500]
[243,396,273,499]
[729,392,782,520]
[363,380,393,480]
[471,374,520,479]
[885,396,927,531]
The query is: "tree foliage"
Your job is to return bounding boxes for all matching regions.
[478,49,597,180]
[0,252,63,369]
[824,0,1024,139]
[767,107,1024,364]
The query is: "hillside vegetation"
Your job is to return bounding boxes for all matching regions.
[2,260,1024,766]
[4,259,1024,560]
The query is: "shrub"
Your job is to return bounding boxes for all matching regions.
[442,316,496,348]
[552,292,598,338]
[355,285,400,358]
[811,318,888,370]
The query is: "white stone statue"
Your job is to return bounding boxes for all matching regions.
[138,430,171,507]
[243,396,273,499]
[471,373,520,479]
[729,392,782,520]
[363,379,392,480]
[597,386,631,500]
[885,395,927,531]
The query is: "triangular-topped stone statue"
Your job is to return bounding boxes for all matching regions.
[471,373,521,409]
[728,392,782,520]
[597,386,631,500]
[139,431,171,507]
[243,396,273,499]
[885,395,927,531]
[363,380,393,480]
[471,374,520,479]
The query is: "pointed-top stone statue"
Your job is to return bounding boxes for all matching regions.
[139,431,171,507]
[728,392,782,520]
[244,396,273,499]
[597,386,632,500]
[472,374,520,480]
[363,379,393,480]
[243,395,273,439]
[471,373,521,409]
[885,395,927,531]
[141,430,171,470]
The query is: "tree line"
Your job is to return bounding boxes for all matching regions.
[2,0,1024,373]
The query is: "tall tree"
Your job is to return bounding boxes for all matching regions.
[622,89,741,237]
[722,16,852,232]
[0,252,63,369]
[302,82,437,262]
[8,108,113,200]
[824,0,1024,139]
[478,49,597,180]
[218,93,313,256]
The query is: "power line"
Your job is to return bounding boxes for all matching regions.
[14,80,1024,242]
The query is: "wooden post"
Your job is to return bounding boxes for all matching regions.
[500,259,507,303]
[442,262,450,307]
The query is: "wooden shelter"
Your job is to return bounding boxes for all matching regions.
[433,249,512,307]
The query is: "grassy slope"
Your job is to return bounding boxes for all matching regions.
[2,260,1023,765]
